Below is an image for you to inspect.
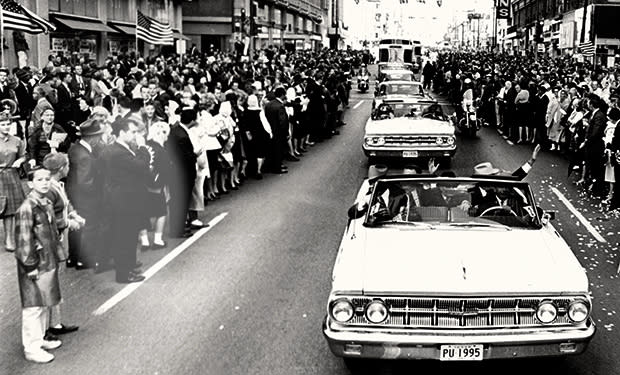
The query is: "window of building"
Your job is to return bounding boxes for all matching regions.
[108,0,136,22]
[53,0,97,18]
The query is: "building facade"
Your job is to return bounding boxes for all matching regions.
[2,0,185,69]
[182,0,329,54]
[501,0,620,66]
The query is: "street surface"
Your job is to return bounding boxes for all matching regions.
[1,68,620,375]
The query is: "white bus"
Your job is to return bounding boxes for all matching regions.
[377,38,423,72]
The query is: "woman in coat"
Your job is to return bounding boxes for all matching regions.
[15,167,63,363]
[0,112,27,252]
[28,108,71,165]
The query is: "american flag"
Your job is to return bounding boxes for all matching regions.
[136,11,173,46]
[578,41,595,57]
[0,0,55,34]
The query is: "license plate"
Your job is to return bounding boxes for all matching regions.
[402,151,418,158]
[439,344,483,361]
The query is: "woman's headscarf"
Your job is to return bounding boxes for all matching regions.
[219,101,232,117]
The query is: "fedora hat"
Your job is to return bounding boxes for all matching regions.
[79,118,104,136]
[368,164,388,182]
[473,162,500,176]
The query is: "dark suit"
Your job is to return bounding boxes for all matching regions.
[66,141,103,267]
[102,142,150,280]
[70,74,90,97]
[55,83,73,121]
[585,108,607,195]
[264,98,289,170]
[610,121,620,209]
[165,123,197,236]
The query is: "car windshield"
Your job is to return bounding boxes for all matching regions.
[378,83,422,96]
[385,72,414,81]
[365,178,541,229]
[372,102,448,121]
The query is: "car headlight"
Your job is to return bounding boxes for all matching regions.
[330,299,354,323]
[436,137,443,145]
[365,300,388,324]
[536,301,558,324]
[365,136,385,146]
[446,136,455,145]
[568,300,590,323]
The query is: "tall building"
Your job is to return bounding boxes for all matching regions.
[182,0,329,53]
[2,0,185,69]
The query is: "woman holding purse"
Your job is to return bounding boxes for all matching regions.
[28,108,71,166]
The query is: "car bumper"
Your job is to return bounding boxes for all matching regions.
[363,147,456,159]
[323,317,596,360]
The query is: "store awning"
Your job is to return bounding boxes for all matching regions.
[172,29,190,40]
[53,15,116,33]
[109,23,136,35]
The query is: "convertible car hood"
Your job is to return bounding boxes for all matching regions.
[350,227,588,295]
[365,118,454,136]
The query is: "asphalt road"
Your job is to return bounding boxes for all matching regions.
[1,76,620,375]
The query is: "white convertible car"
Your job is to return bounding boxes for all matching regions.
[323,174,595,366]
[366,81,456,163]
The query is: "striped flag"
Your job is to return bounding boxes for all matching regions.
[136,11,173,46]
[579,41,595,57]
[0,0,55,34]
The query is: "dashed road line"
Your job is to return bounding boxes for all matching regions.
[93,212,229,316]
[551,187,606,243]
[353,100,364,109]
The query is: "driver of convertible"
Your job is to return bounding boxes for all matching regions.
[421,103,444,120]
[375,104,394,120]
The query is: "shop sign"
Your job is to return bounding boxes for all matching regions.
[559,22,575,49]
[79,39,96,54]
[496,0,511,19]
[51,37,71,52]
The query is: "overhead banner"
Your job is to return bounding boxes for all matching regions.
[496,0,511,19]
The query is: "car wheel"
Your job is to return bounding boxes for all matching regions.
[343,358,372,374]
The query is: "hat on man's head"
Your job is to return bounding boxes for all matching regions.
[368,164,388,182]
[14,69,29,82]
[79,118,105,137]
[402,165,421,175]
[42,152,68,173]
[473,162,500,176]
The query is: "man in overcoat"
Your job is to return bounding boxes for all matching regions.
[264,87,289,173]
[15,167,63,363]
[66,119,105,271]
[102,117,150,283]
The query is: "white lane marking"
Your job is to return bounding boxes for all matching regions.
[92,212,228,316]
[353,100,364,109]
[551,187,606,243]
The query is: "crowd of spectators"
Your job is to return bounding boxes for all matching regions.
[0,45,363,363]
[422,51,620,211]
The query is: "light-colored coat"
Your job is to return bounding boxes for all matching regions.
[546,92,563,142]
[15,192,62,308]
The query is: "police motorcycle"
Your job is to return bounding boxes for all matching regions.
[357,74,370,93]
[455,97,482,137]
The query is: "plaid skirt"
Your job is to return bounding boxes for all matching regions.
[0,168,26,217]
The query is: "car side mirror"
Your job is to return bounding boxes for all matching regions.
[348,203,367,220]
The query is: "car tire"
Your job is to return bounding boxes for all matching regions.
[343,358,372,374]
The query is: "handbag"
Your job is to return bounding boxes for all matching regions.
[216,128,230,147]
[0,196,6,216]
[17,162,30,180]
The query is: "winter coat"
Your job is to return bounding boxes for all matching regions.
[15,192,62,308]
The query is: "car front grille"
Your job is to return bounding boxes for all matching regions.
[347,297,579,329]
[383,135,440,146]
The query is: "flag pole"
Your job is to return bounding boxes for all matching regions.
[136,9,139,68]
[0,4,5,67]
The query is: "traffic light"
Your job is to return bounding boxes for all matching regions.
[241,8,246,34]
[535,21,543,43]
[249,1,262,35]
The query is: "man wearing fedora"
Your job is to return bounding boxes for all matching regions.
[66,118,105,271]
